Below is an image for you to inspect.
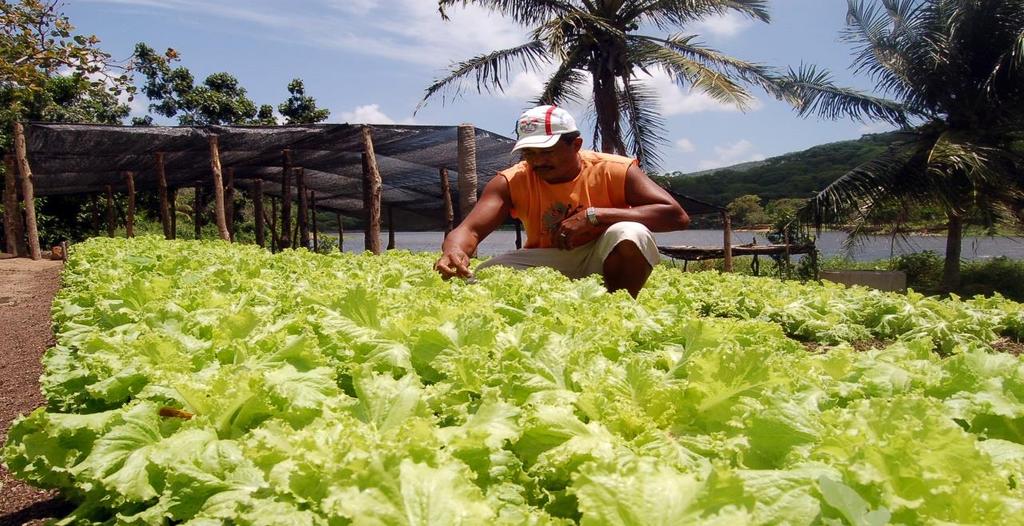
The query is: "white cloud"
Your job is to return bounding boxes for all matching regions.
[340,104,394,124]
[675,138,696,153]
[697,139,765,170]
[86,0,528,68]
[339,104,415,125]
[858,121,895,134]
[323,0,377,15]
[643,68,762,116]
[692,12,754,38]
[494,71,546,101]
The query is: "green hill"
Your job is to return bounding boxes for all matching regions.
[659,132,901,206]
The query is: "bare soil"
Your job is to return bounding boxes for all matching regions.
[0,256,73,526]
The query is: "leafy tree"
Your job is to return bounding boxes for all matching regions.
[798,0,1024,292]
[134,42,264,125]
[278,78,330,124]
[255,104,277,125]
[726,194,768,227]
[421,0,902,169]
[1,1,131,248]
[1,0,131,150]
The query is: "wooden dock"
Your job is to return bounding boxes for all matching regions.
[658,242,816,261]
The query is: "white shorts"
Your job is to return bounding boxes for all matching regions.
[475,221,660,279]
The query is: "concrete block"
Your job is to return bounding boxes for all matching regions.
[820,270,907,292]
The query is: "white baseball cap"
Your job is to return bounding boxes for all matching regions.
[512,105,578,152]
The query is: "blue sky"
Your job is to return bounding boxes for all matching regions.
[68,0,895,173]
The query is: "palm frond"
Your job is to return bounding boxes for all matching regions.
[617,77,667,170]
[437,0,574,24]
[417,41,549,112]
[629,38,753,109]
[799,133,937,228]
[843,0,919,101]
[776,64,913,126]
[622,0,769,30]
[637,33,805,106]
[983,26,1024,98]
[531,7,628,47]
[926,130,1024,212]
[533,52,589,106]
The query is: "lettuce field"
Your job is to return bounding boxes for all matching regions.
[4,236,1024,525]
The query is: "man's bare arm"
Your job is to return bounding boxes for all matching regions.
[559,165,689,240]
[435,175,511,278]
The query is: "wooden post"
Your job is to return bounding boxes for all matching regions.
[89,193,100,237]
[106,185,116,237]
[296,167,309,249]
[310,190,318,252]
[722,212,733,273]
[387,205,395,250]
[123,171,135,238]
[439,167,454,236]
[3,154,25,256]
[783,228,791,278]
[155,152,172,239]
[13,123,41,259]
[515,220,522,249]
[361,126,382,254]
[279,149,292,250]
[208,136,230,241]
[252,178,265,247]
[170,188,177,239]
[224,167,235,240]
[457,124,478,220]
[194,185,203,239]
[337,212,345,252]
[269,197,279,252]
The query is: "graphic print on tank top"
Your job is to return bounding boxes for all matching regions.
[541,202,582,244]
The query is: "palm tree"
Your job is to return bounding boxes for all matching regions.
[421,0,905,170]
[797,0,1024,292]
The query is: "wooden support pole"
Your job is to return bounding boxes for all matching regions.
[439,167,454,236]
[515,220,522,249]
[457,124,478,221]
[123,171,136,238]
[387,205,395,250]
[279,149,292,250]
[296,167,309,249]
[3,154,25,256]
[89,193,100,237]
[106,185,116,237]
[170,189,177,239]
[208,136,230,241]
[13,123,41,259]
[361,126,382,254]
[155,152,172,239]
[194,185,203,239]
[337,212,345,252]
[269,197,279,252]
[224,167,235,240]
[310,190,318,252]
[722,212,733,273]
[252,179,265,247]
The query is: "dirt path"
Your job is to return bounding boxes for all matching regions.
[0,256,73,526]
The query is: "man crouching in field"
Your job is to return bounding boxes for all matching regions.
[434,105,690,298]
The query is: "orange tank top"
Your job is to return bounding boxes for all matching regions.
[501,150,635,248]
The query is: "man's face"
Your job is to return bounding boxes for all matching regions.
[520,136,583,183]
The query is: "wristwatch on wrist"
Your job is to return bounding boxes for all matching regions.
[585,207,599,226]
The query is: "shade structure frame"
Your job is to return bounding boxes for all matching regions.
[19,122,518,232]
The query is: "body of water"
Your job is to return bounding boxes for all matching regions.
[328,230,1024,262]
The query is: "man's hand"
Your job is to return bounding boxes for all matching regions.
[434,248,473,279]
[554,209,604,250]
